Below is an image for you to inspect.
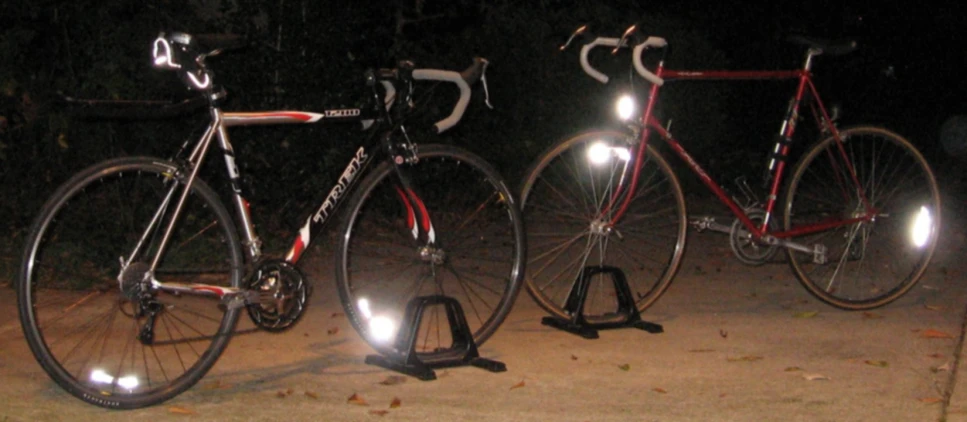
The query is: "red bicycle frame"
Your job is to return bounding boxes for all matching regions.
[610,61,875,244]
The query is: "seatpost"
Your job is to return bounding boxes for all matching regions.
[803,48,822,71]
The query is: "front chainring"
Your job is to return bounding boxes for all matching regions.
[245,260,311,332]
[729,209,780,266]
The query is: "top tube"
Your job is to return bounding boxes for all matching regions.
[152,32,489,134]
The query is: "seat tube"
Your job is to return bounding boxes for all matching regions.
[214,110,262,260]
[761,71,809,230]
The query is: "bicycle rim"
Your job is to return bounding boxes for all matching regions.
[519,130,687,320]
[336,144,524,358]
[783,126,941,309]
[18,157,243,408]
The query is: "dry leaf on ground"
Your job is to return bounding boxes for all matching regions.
[510,379,526,390]
[864,360,889,368]
[921,329,953,339]
[793,311,818,319]
[719,329,728,338]
[919,397,943,404]
[862,312,883,319]
[653,388,668,394]
[727,355,763,362]
[347,392,369,406]
[202,380,233,390]
[389,397,402,408]
[784,366,803,372]
[327,327,339,335]
[369,410,389,416]
[618,363,631,371]
[331,312,345,318]
[305,391,319,399]
[168,406,196,415]
[378,375,407,386]
[803,373,829,381]
[924,305,944,311]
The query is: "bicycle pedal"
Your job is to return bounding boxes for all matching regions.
[812,244,828,265]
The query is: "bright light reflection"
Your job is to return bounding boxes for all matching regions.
[369,316,397,343]
[117,376,139,390]
[90,370,138,390]
[613,147,631,162]
[911,205,933,248]
[90,369,113,384]
[615,95,636,120]
[588,142,631,165]
[358,298,372,319]
[587,142,611,165]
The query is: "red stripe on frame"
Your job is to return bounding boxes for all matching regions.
[395,186,415,231]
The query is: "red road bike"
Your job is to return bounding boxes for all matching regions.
[520,25,940,321]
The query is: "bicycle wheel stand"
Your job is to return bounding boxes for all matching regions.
[541,266,664,339]
[364,295,506,381]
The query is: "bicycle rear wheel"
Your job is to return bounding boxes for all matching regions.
[336,144,524,357]
[783,126,941,309]
[18,157,243,408]
[519,130,687,320]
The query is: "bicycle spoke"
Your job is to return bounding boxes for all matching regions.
[521,131,686,318]
[784,127,939,309]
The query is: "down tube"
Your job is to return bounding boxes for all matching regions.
[284,146,377,263]
[651,119,763,237]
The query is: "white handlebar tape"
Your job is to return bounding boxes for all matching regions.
[413,69,470,134]
[579,38,621,83]
[632,37,667,86]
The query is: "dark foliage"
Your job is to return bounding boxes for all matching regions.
[1,0,945,253]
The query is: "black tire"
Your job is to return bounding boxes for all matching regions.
[519,130,687,320]
[783,126,941,309]
[336,144,524,357]
[18,157,244,409]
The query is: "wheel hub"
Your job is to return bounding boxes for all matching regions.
[589,219,613,236]
[420,245,447,265]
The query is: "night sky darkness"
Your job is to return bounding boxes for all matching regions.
[657,0,964,149]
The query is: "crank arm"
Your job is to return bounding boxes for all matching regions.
[761,236,828,264]
[690,216,732,234]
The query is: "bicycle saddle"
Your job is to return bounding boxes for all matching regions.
[787,35,858,56]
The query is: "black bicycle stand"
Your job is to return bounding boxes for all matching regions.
[541,265,664,339]
[364,295,506,381]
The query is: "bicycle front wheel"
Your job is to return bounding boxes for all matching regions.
[336,144,524,357]
[783,126,941,309]
[519,130,687,320]
[18,157,244,408]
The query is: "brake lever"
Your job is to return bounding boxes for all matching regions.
[560,24,590,51]
[612,24,638,55]
[480,60,493,109]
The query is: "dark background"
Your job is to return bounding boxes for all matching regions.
[1,0,963,255]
